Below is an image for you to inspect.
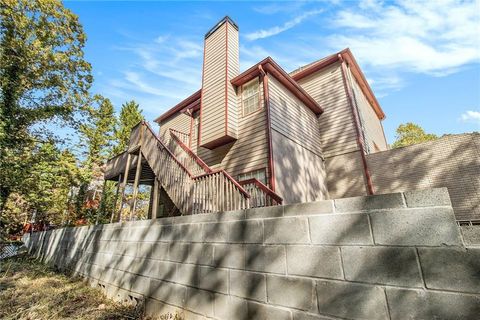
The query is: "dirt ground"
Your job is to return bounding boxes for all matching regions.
[0,254,147,320]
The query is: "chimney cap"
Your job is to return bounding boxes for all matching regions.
[205,16,239,39]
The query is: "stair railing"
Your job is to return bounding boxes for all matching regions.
[239,178,283,208]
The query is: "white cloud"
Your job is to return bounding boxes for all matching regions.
[245,9,324,41]
[460,110,480,125]
[328,0,480,75]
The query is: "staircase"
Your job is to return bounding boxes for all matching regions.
[130,121,251,214]
[106,121,282,216]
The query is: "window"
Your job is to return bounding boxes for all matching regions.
[242,78,261,116]
[237,168,267,185]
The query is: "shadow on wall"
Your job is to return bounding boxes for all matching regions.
[25,192,480,319]
[326,133,480,221]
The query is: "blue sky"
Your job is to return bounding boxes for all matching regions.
[65,0,480,144]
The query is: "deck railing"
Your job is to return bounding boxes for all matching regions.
[239,178,283,208]
[134,121,251,214]
[168,129,211,176]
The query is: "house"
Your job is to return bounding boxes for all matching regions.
[104,16,388,220]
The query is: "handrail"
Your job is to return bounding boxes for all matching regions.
[169,130,212,174]
[106,150,128,162]
[169,128,190,138]
[142,121,194,177]
[193,169,250,198]
[239,178,283,203]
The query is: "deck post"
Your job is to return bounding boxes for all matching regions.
[110,174,122,223]
[151,178,159,219]
[118,153,132,222]
[129,152,143,220]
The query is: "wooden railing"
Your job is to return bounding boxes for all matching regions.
[192,170,250,214]
[169,129,211,176]
[137,121,251,214]
[169,128,190,145]
[239,178,283,208]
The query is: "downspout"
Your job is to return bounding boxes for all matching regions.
[258,65,276,192]
[338,54,375,195]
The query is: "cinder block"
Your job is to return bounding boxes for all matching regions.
[213,244,245,269]
[283,200,334,216]
[292,311,333,320]
[386,287,480,320]
[214,293,248,320]
[418,247,480,294]
[316,280,388,320]
[404,188,451,208]
[267,275,316,311]
[370,207,463,246]
[185,287,215,317]
[149,279,187,307]
[247,301,292,320]
[264,217,310,244]
[335,193,405,212]
[178,223,204,242]
[342,246,422,287]
[197,265,229,294]
[203,222,229,243]
[188,243,214,266]
[168,242,190,262]
[309,214,373,245]
[286,246,343,279]
[461,225,480,247]
[245,205,283,219]
[230,270,267,302]
[245,245,286,274]
[228,220,263,243]
[213,210,246,222]
[149,242,170,260]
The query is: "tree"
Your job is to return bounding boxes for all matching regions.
[391,122,438,148]
[0,0,92,208]
[79,95,116,169]
[112,100,144,155]
[77,95,116,223]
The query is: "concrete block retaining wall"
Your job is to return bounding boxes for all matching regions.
[23,188,480,319]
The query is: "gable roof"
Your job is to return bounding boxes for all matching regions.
[230,57,323,115]
[155,49,384,123]
[290,48,385,120]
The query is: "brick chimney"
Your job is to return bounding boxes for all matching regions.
[199,16,239,149]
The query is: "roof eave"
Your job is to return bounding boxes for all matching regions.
[231,57,324,115]
[154,89,202,123]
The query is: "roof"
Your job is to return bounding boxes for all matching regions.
[290,48,385,120]
[155,49,384,123]
[154,90,201,123]
[231,57,324,115]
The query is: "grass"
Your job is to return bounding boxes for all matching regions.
[0,254,147,320]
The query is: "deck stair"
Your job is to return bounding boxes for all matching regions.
[107,121,282,217]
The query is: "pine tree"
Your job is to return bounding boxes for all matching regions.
[112,100,144,155]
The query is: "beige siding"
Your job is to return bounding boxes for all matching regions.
[269,76,323,156]
[296,62,359,157]
[201,21,238,146]
[272,131,328,204]
[346,66,388,152]
[226,22,239,138]
[269,75,328,203]
[198,79,269,179]
[159,112,191,144]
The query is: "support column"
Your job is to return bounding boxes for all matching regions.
[118,153,132,222]
[151,178,159,219]
[129,152,143,220]
[110,174,122,223]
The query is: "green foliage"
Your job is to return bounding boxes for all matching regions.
[391,122,438,148]
[112,100,144,155]
[0,0,92,209]
[79,95,116,169]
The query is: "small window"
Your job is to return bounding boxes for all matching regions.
[242,79,261,116]
[237,168,267,185]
